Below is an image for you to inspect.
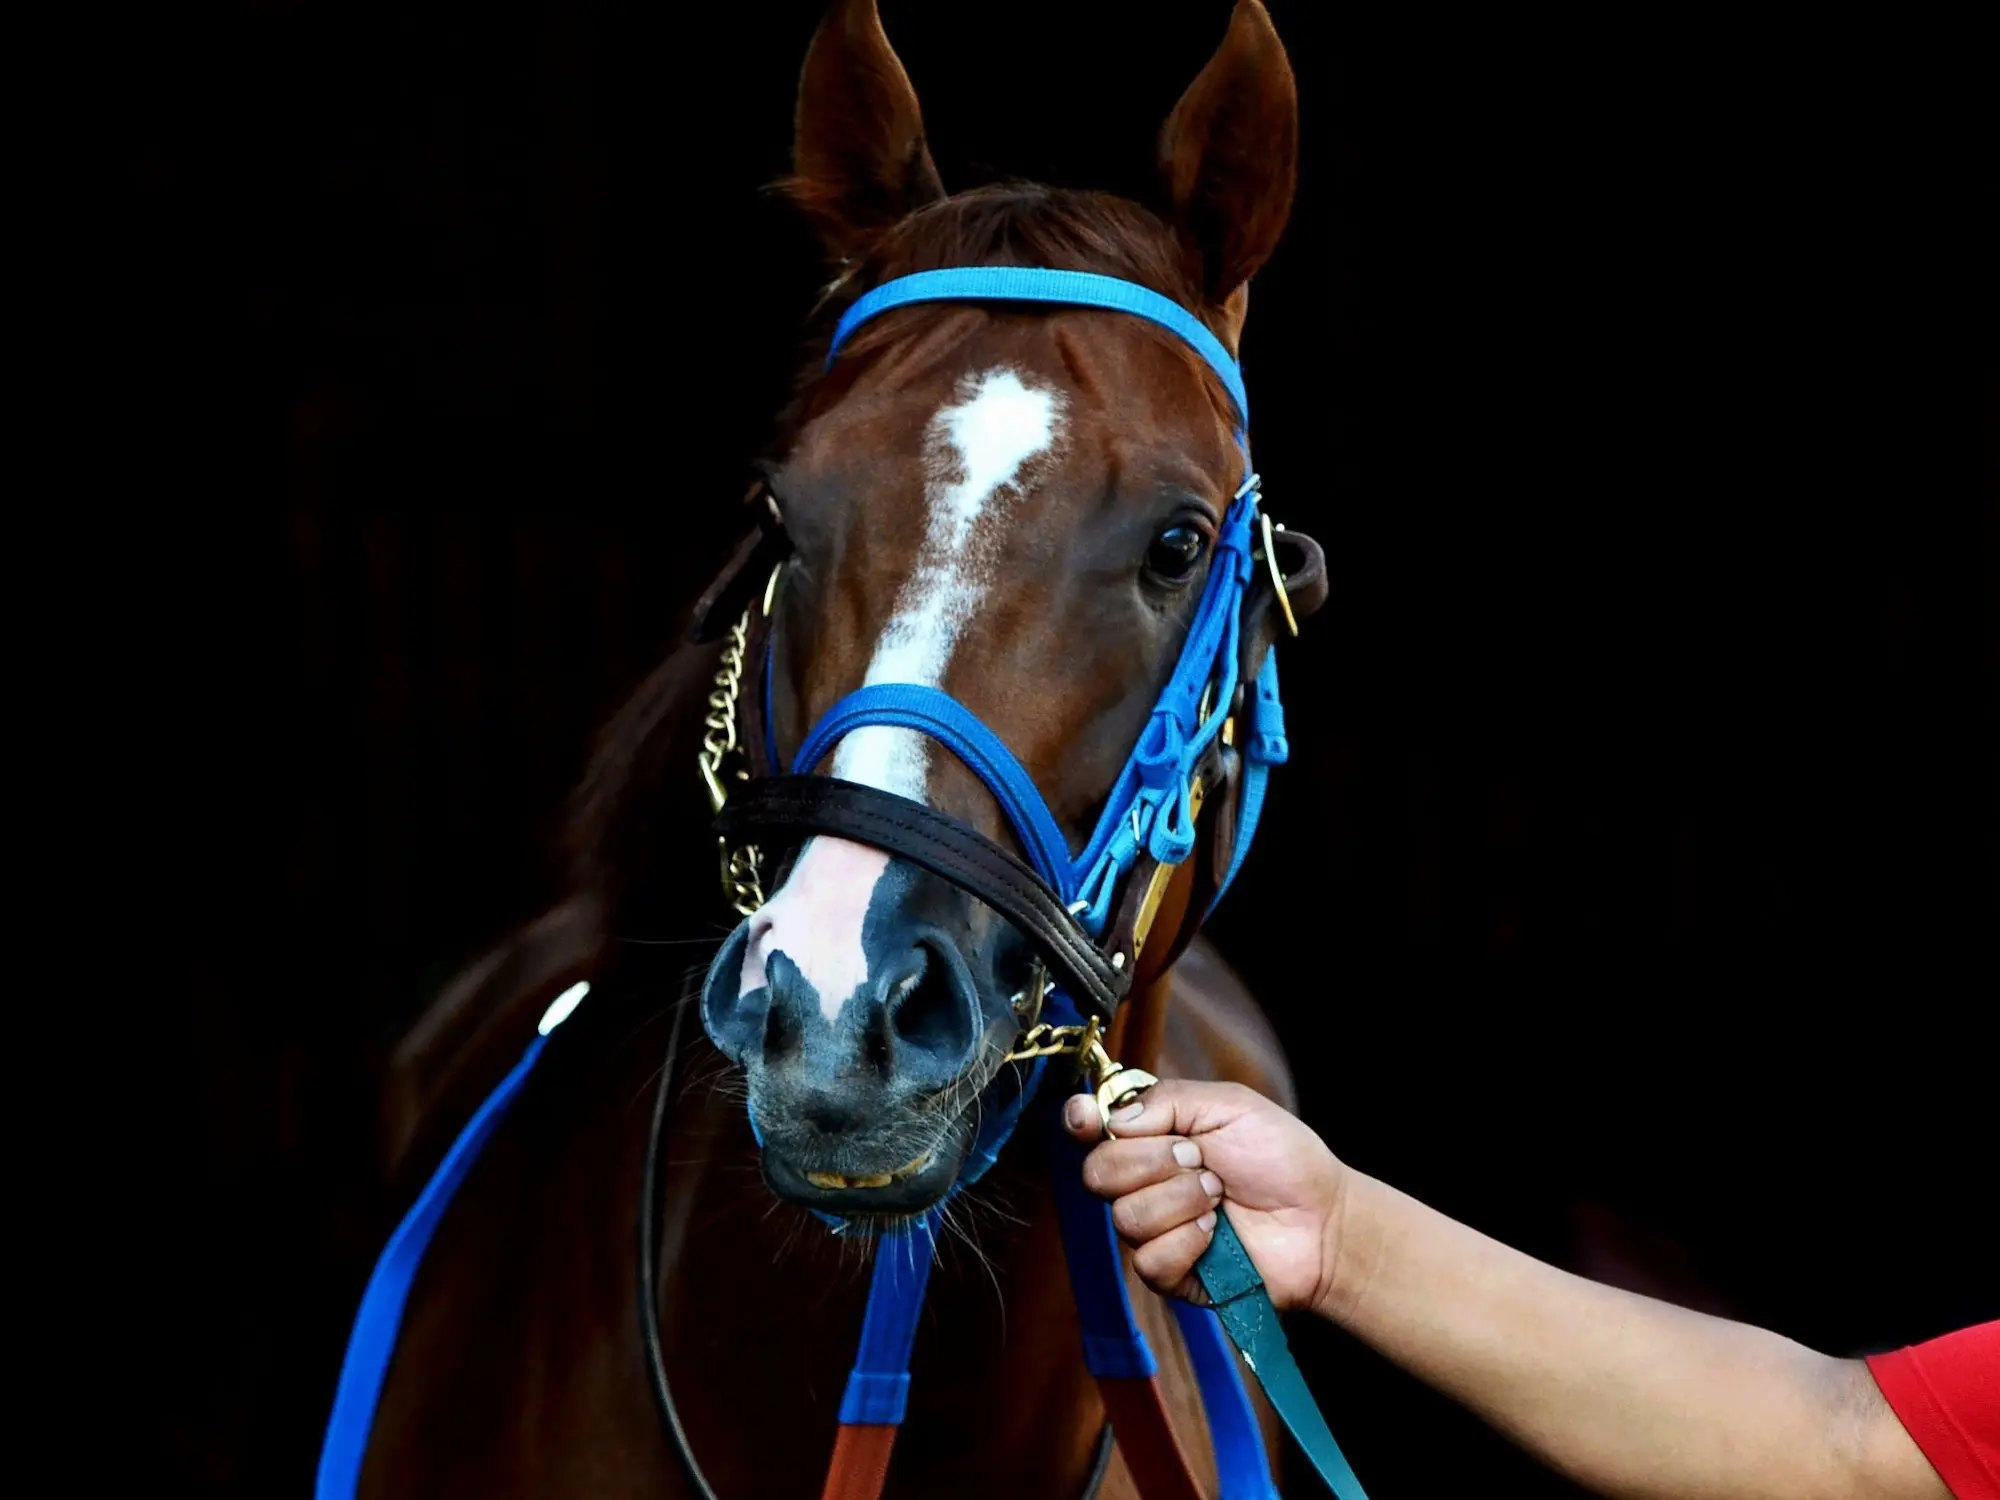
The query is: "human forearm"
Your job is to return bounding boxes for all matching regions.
[1320,1171,1945,1500]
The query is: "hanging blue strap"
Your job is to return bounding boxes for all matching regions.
[1210,651,1288,912]
[838,1214,941,1425]
[316,1034,552,1500]
[1043,1097,1158,1380]
[830,268,1248,436]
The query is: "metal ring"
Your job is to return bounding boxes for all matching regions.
[1257,511,1299,638]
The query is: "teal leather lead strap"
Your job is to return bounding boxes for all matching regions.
[1194,1213,1371,1500]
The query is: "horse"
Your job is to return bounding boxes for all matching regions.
[335,2,1320,1495]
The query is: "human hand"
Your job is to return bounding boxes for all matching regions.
[1062,1079,1346,1313]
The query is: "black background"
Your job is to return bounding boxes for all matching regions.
[130,0,1992,1493]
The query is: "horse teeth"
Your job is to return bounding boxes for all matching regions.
[802,1152,933,1191]
[805,1170,895,1190]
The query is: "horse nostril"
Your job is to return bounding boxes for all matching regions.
[888,945,977,1069]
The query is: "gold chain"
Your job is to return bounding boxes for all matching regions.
[1003,1018,1097,1063]
[697,599,769,918]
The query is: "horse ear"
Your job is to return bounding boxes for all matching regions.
[790,0,945,262]
[1156,0,1298,305]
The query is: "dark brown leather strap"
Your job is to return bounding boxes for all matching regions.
[714,776,1131,1020]
[687,496,793,646]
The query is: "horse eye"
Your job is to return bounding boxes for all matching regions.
[1145,525,1208,582]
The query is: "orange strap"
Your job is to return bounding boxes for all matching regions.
[1097,1375,1209,1500]
[819,1423,898,1500]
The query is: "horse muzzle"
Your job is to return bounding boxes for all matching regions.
[699,846,1024,1213]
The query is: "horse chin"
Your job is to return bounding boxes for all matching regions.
[758,1108,977,1220]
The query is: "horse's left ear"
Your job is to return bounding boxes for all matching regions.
[1157,0,1298,318]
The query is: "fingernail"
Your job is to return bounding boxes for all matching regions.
[1063,1097,1091,1131]
[1199,1171,1221,1200]
[1171,1140,1202,1168]
[1197,1211,1217,1233]
[1111,1100,1144,1126]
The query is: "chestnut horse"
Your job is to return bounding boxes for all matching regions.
[344,2,1310,1495]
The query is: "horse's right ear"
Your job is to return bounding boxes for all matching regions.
[1156,0,1298,311]
[789,0,945,262]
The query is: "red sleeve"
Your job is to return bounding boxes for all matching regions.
[1867,1321,2000,1500]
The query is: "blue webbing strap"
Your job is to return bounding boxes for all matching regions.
[838,1213,942,1425]
[1069,477,1259,932]
[315,1034,551,1500]
[1209,651,1287,912]
[830,268,1249,435]
[1042,1081,1157,1381]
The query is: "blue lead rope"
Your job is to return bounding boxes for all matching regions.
[315,1033,552,1500]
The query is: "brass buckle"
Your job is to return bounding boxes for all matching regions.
[1129,774,1204,961]
[1256,512,1299,638]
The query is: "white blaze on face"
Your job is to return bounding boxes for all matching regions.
[832,368,1065,797]
[742,368,1065,1021]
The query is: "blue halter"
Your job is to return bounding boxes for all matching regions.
[315,268,1364,1500]
[801,267,1287,929]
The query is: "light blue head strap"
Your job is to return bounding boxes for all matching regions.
[829,267,1248,437]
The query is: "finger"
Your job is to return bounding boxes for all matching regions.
[1061,1078,1261,1143]
[1110,1172,1224,1246]
[1061,1093,1105,1142]
[1081,1136,1205,1198]
[1130,1212,1218,1298]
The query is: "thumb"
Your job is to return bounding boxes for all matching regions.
[1061,1077,1251,1144]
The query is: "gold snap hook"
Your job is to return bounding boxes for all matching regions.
[1076,1018,1162,1139]
[1095,1065,1161,1139]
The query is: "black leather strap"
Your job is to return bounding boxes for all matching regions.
[714,776,1129,1021]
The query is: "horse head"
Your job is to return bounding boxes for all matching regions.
[701,0,1298,1219]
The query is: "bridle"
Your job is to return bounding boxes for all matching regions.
[312,268,1369,1500]
[651,268,1369,1500]
[692,269,1327,1026]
